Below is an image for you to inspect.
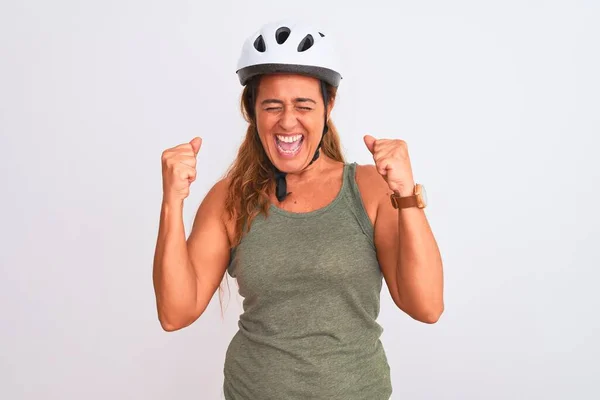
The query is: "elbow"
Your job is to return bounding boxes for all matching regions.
[419,310,443,324]
[423,304,444,324]
[406,303,444,324]
[157,308,200,332]
[396,294,444,324]
[159,319,186,332]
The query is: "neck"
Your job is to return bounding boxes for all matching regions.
[280,155,335,186]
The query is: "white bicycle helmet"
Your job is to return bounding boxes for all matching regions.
[236,20,342,87]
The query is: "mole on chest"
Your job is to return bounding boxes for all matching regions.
[275,187,340,213]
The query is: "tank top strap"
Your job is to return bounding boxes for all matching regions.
[340,162,375,248]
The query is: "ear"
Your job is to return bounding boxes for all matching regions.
[326,97,335,120]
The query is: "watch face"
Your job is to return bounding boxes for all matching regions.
[419,184,428,207]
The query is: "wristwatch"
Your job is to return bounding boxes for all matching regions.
[390,183,428,209]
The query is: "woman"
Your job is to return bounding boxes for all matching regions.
[153,20,444,400]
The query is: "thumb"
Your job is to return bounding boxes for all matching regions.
[363,135,376,155]
[190,137,202,156]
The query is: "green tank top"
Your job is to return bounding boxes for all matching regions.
[223,162,392,400]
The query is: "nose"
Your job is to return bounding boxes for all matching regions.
[278,107,298,131]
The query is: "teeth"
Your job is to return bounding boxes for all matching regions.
[276,134,303,143]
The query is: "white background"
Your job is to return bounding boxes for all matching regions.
[1,1,598,399]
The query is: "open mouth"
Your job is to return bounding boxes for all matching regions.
[275,134,304,157]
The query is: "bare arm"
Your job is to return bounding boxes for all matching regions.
[393,205,444,322]
[152,199,195,331]
[357,164,444,323]
[152,179,232,331]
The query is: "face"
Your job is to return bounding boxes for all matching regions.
[254,74,332,173]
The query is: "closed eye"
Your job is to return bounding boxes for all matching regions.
[264,106,313,111]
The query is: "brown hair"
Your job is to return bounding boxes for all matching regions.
[217,75,346,316]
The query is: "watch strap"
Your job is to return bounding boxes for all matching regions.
[390,192,418,209]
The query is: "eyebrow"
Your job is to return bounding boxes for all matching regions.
[261,98,317,105]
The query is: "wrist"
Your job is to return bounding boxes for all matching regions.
[162,197,184,211]
[394,184,415,197]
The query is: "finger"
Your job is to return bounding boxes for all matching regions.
[164,145,193,159]
[178,155,197,168]
[188,168,197,182]
[178,165,196,181]
[190,137,202,156]
[372,147,395,164]
[173,144,197,157]
[376,158,393,176]
[363,135,377,155]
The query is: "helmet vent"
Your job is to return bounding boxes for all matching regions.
[319,32,325,37]
[297,34,314,52]
[275,27,291,44]
[253,35,266,52]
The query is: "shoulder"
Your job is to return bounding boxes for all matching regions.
[201,177,231,207]
[354,163,390,199]
[352,163,391,224]
[194,176,237,245]
[195,177,235,226]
